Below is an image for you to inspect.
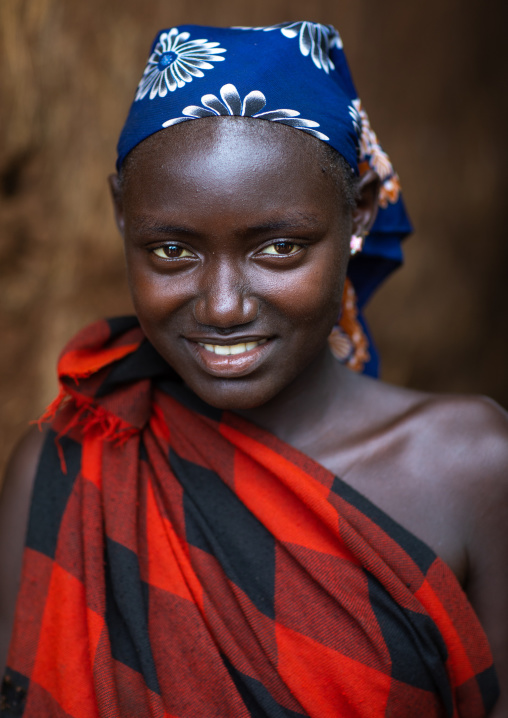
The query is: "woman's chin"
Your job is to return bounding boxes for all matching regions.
[183,377,282,412]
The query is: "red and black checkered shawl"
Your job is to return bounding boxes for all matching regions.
[2,317,499,717]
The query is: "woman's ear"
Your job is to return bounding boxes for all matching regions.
[351,168,381,236]
[108,173,125,237]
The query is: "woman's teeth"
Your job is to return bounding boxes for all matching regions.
[199,339,267,356]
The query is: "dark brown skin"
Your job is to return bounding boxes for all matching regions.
[1,117,507,714]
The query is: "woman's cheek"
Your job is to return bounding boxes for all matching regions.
[126,257,187,321]
[263,265,343,326]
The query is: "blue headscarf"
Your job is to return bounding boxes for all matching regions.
[117,22,412,376]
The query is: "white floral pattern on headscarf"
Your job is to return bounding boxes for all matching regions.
[135,29,226,100]
[236,22,342,73]
[162,83,329,141]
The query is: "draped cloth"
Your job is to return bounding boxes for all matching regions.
[2,317,498,717]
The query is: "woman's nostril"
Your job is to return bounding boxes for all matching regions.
[193,289,259,328]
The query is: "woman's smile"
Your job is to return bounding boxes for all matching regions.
[112,116,355,409]
[197,340,267,356]
[188,336,272,377]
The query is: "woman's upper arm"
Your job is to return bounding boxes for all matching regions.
[0,424,47,676]
[464,399,508,717]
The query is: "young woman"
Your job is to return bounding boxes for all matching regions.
[1,23,506,717]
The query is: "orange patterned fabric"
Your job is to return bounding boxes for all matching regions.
[329,278,370,371]
[1,317,499,717]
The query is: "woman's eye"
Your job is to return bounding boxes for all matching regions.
[152,245,194,259]
[260,242,300,256]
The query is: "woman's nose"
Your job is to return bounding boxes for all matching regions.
[192,261,259,329]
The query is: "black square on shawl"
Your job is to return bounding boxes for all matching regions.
[221,655,307,718]
[96,338,175,397]
[1,668,29,716]
[331,475,436,574]
[25,430,80,559]
[170,450,276,619]
[367,574,453,715]
[105,538,160,695]
[138,436,149,463]
[476,664,500,713]
[106,315,140,337]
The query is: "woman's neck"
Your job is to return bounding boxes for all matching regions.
[236,346,360,452]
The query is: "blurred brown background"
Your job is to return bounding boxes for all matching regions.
[1,0,507,478]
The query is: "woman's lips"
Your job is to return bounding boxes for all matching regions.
[186,338,272,377]
[199,339,267,355]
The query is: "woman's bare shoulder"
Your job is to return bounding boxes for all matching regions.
[0,424,48,674]
[405,390,508,482]
[350,376,508,547]
[409,391,508,524]
[360,374,508,476]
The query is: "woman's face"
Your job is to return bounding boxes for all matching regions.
[112,118,357,409]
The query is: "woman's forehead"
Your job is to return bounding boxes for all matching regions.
[122,117,336,195]
[125,116,326,173]
[120,118,344,226]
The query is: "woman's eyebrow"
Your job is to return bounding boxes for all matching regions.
[243,214,324,234]
[131,220,195,236]
[130,214,324,236]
